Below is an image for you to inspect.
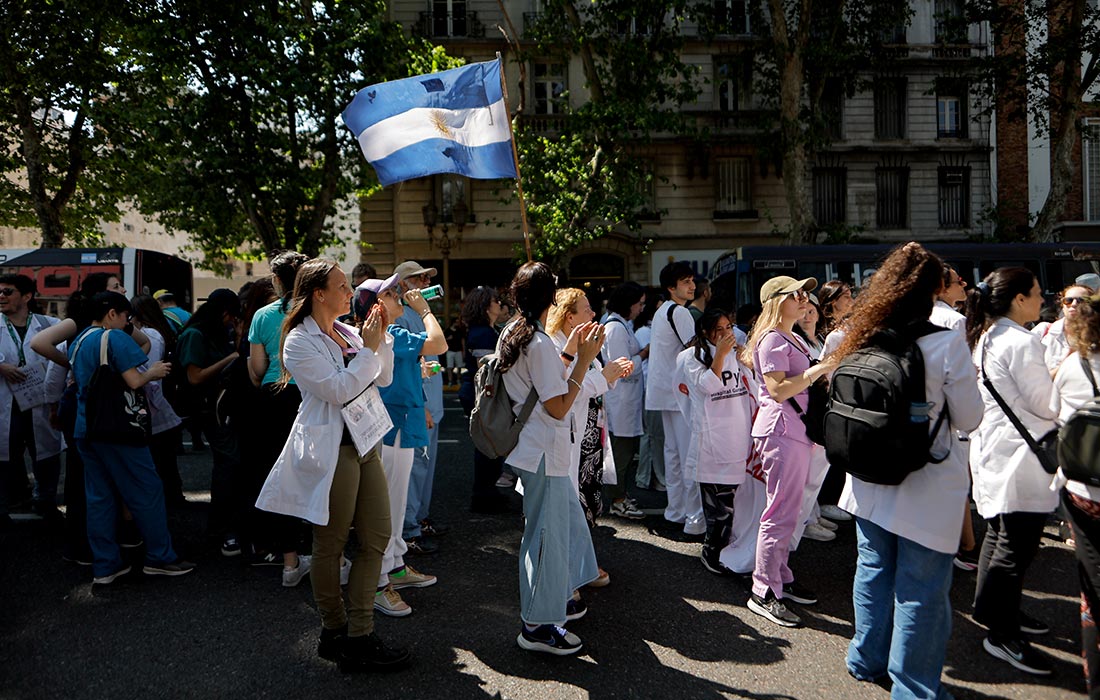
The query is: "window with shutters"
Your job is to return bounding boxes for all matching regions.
[715,55,753,111]
[533,62,566,115]
[938,167,970,227]
[876,167,909,229]
[936,80,968,138]
[813,167,847,226]
[1084,123,1100,221]
[714,157,755,218]
[874,78,907,140]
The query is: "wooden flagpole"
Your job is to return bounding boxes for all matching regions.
[496,51,533,262]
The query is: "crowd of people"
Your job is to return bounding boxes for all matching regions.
[2,244,1100,697]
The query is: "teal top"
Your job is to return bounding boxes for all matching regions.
[248,299,292,386]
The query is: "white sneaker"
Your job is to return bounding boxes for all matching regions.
[340,557,351,586]
[820,505,852,522]
[282,555,312,588]
[495,472,516,488]
[802,522,837,542]
[817,517,838,531]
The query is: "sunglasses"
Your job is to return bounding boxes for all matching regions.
[1063,296,1089,307]
[0,288,16,297]
[782,289,809,302]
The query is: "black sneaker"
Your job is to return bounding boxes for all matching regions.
[419,519,450,536]
[982,636,1053,676]
[119,521,144,549]
[748,592,801,627]
[1019,612,1050,636]
[565,597,588,621]
[221,536,241,557]
[92,564,132,585]
[62,550,93,566]
[143,560,197,577]
[517,624,584,656]
[782,581,818,606]
[247,549,282,567]
[318,624,347,663]
[700,552,734,576]
[404,536,438,555]
[339,632,412,673]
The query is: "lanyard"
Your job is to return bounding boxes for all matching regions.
[3,315,32,366]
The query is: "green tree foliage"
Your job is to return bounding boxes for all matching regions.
[127,1,457,264]
[746,0,911,245]
[513,0,706,264]
[0,0,143,247]
[969,0,1100,242]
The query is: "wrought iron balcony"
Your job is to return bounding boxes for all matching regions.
[414,11,485,39]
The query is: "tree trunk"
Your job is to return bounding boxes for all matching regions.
[1033,102,1079,242]
[779,54,812,245]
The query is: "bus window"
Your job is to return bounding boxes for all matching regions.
[1047,259,1100,294]
[797,263,828,288]
[942,259,974,287]
[978,259,1042,287]
[831,262,856,288]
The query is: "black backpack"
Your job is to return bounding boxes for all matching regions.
[823,322,950,485]
[1058,356,1100,488]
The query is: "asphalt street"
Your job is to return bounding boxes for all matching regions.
[0,394,1090,699]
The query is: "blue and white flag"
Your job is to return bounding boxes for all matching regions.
[342,59,518,187]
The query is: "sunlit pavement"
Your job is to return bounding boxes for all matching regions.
[0,395,1086,699]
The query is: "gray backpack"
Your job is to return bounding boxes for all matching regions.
[468,353,539,459]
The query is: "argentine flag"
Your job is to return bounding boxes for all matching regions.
[342,59,518,187]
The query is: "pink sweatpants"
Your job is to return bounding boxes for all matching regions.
[751,432,813,600]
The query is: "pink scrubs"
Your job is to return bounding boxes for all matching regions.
[751,329,814,600]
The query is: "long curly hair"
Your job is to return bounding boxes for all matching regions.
[497,262,557,372]
[831,243,945,362]
[1068,294,1100,357]
[546,288,587,338]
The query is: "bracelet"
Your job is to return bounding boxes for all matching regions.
[568,377,582,390]
[420,310,432,319]
[560,351,575,362]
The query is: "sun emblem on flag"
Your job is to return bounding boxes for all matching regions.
[430,110,452,139]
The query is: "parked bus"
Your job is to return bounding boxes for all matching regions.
[710,242,1100,311]
[0,247,194,318]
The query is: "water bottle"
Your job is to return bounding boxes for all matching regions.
[420,284,444,301]
[909,401,932,424]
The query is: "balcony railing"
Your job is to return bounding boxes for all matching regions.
[518,114,568,134]
[414,11,485,39]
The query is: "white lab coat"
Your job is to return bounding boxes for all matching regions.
[839,326,985,553]
[645,301,694,411]
[1051,352,1100,502]
[255,316,394,526]
[602,312,643,437]
[552,331,613,494]
[970,317,1059,518]
[930,300,966,335]
[1037,317,1071,373]
[0,313,65,461]
[675,344,753,486]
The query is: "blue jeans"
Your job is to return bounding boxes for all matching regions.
[848,517,955,700]
[77,439,178,578]
[517,457,598,625]
[402,420,439,540]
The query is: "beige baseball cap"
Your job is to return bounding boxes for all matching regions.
[759,275,817,304]
[394,261,437,280]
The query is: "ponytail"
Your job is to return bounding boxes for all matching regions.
[497,262,557,372]
[965,266,1036,350]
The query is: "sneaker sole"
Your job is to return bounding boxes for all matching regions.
[802,531,836,542]
[1020,624,1050,636]
[282,573,310,588]
[700,555,733,576]
[747,598,801,627]
[516,633,583,656]
[221,549,242,557]
[566,606,587,622]
[119,540,144,549]
[783,592,818,606]
[982,637,1052,676]
[390,577,437,590]
[143,565,195,577]
[586,575,610,588]
[612,509,646,520]
[952,558,978,572]
[374,603,413,618]
[92,565,132,585]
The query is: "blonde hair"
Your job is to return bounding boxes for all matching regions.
[739,296,786,370]
[547,288,587,337]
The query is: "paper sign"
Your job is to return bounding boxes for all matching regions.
[341,384,393,457]
[9,363,47,411]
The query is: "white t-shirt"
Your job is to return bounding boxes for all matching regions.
[1052,352,1100,502]
[499,322,572,477]
[645,301,695,412]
